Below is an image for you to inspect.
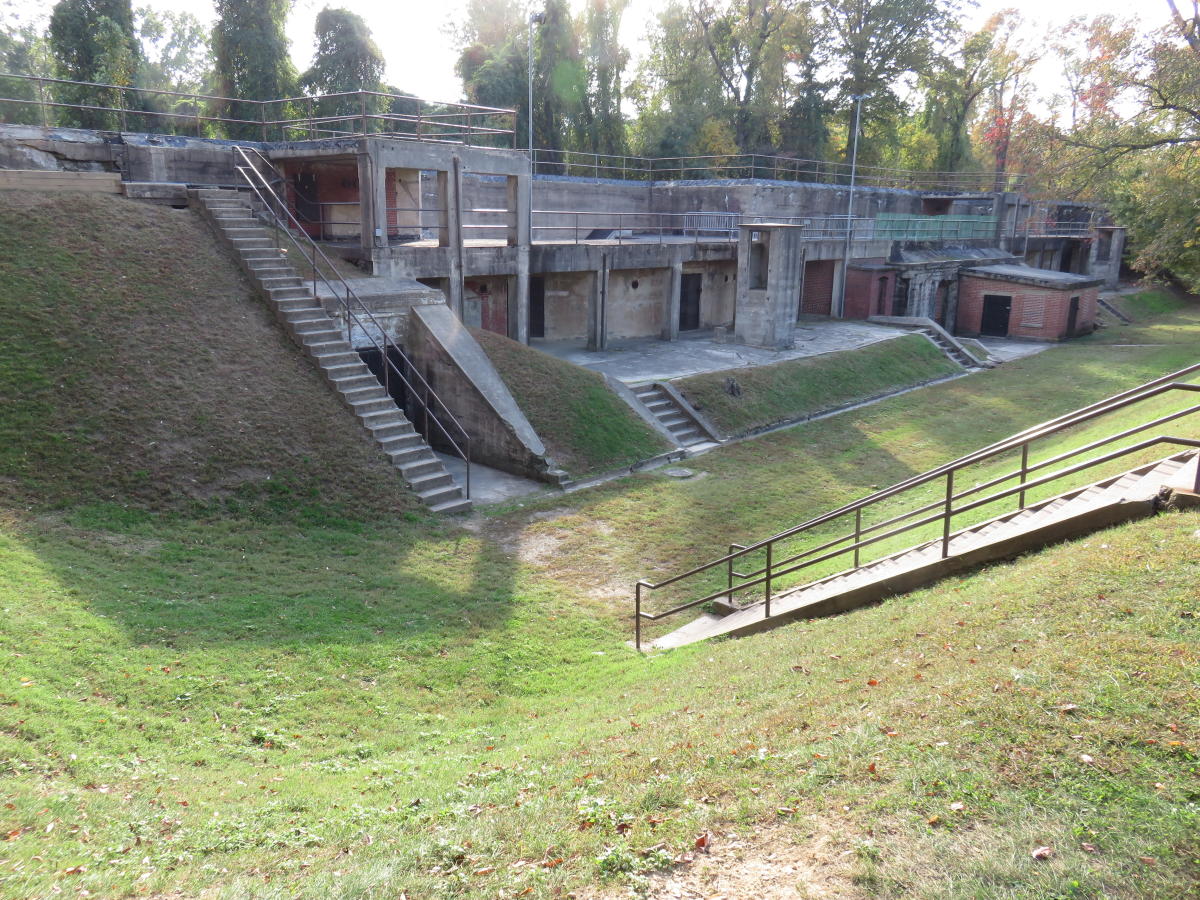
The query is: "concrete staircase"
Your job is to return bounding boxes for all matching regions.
[632,382,719,449]
[191,188,471,514]
[920,327,980,368]
[868,315,991,368]
[1098,296,1133,325]
[649,451,1198,650]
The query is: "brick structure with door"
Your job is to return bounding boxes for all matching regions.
[956,265,1103,341]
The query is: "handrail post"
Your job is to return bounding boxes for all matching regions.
[635,582,642,651]
[942,471,954,558]
[1018,442,1029,509]
[764,542,773,618]
[853,507,862,568]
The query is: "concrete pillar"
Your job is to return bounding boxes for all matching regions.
[830,257,846,318]
[1107,227,1126,289]
[506,174,531,247]
[438,157,465,318]
[357,151,378,254]
[587,257,609,351]
[515,246,530,343]
[662,258,682,341]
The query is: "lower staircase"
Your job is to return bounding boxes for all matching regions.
[191,187,471,514]
[632,382,720,449]
[634,363,1200,650]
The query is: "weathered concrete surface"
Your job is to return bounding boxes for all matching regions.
[407,304,562,482]
[434,452,548,505]
[734,223,806,349]
[533,319,902,384]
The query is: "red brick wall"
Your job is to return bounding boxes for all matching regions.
[802,259,835,315]
[956,276,1098,340]
[465,278,509,336]
[845,263,895,320]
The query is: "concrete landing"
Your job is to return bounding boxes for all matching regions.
[534,318,903,385]
[435,453,548,506]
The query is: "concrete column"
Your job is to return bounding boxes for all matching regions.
[830,257,846,318]
[440,157,465,318]
[662,258,682,341]
[1107,228,1126,289]
[515,245,530,343]
[506,174,531,247]
[357,151,377,254]
[587,257,609,351]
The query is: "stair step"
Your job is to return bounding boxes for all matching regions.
[428,496,473,514]
[400,459,443,479]
[410,471,454,492]
[350,397,396,415]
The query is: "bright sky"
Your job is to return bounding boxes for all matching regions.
[1,0,1174,103]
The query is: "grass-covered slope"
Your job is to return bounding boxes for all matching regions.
[675,333,960,436]
[0,190,414,515]
[471,327,671,476]
[0,262,1197,900]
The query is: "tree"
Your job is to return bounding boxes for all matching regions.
[48,0,141,129]
[577,0,628,157]
[211,0,295,138]
[975,10,1036,191]
[135,7,211,133]
[816,0,958,162]
[1,6,52,126]
[919,24,993,172]
[688,0,796,151]
[300,7,385,133]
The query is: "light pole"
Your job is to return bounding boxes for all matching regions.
[836,93,868,319]
[527,11,545,156]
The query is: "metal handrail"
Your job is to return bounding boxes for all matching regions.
[0,72,515,146]
[633,363,1200,648]
[231,145,471,498]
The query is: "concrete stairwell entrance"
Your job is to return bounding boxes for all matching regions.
[191,187,471,514]
[633,364,1200,650]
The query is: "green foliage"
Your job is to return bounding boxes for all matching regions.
[211,0,296,138]
[47,0,140,128]
[299,7,385,131]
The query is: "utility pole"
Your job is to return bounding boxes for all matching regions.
[836,93,868,319]
[527,10,545,235]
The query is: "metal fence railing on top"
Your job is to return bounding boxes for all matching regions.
[530,149,1028,194]
[0,72,515,147]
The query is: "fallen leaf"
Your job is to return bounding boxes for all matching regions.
[472,866,495,876]
[927,815,941,826]
[695,832,712,852]
[1056,704,1079,714]
[1079,754,1094,765]
[1031,846,1054,860]
[866,762,876,774]
[1139,856,1156,865]
[867,679,879,686]
[949,802,965,812]
[1080,843,1097,853]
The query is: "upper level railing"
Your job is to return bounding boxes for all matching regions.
[531,148,1028,194]
[632,363,1200,650]
[0,73,516,147]
[232,146,472,497]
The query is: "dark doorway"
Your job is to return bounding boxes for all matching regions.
[876,277,889,315]
[293,172,319,224]
[529,276,545,339]
[893,278,910,317]
[1066,295,1080,336]
[358,346,410,412]
[981,294,1012,336]
[1060,243,1075,273]
[679,273,702,331]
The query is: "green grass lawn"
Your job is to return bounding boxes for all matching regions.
[1,190,1198,899]
[674,334,961,437]
[471,327,671,477]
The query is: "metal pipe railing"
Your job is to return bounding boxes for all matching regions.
[633,364,1200,648]
[232,145,471,499]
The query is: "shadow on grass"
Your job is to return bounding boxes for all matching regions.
[10,505,524,652]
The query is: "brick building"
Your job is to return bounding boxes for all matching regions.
[955,265,1103,341]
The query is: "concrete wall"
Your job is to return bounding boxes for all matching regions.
[405,305,554,480]
[956,276,1099,341]
[686,260,737,328]
[606,267,670,339]
[463,277,509,335]
[542,271,593,341]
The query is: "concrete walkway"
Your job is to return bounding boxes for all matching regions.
[435,452,548,506]
[974,337,1053,362]
[533,318,904,385]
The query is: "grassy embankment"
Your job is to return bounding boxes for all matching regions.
[674,333,960,437]
[0,192,1197,899]
[471,327,671,477]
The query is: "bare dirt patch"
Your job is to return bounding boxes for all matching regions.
[578,820,865,900]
